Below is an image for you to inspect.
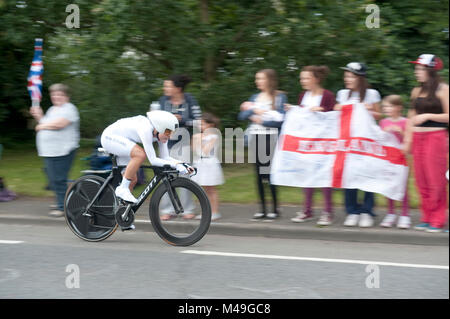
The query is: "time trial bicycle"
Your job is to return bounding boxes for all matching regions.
[64,148,211,246]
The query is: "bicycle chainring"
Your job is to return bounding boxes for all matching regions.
[115,205,135,228]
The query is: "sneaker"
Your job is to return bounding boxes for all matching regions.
[380,214,397,228]
[195,213,221,221]
[291,212,312,223]
[317,212,332,226]
[252,212,266,220]
[264,212,279,221]
[121,224,136,231]
[413,223,430,231]
[426,226,443,233]
[343,214,359,227]
[397,216,411,229]
[115,186,137,203]
[359,213,374,228]
[48,210,64,217]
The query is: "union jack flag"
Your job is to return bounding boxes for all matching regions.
[27,38,43,102]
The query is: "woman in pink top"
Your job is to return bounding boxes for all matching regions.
[379,95,410,229]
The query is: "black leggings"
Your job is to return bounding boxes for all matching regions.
[253,134,278,214]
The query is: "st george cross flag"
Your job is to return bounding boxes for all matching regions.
[270,104,409,201]
[27,38,44,106]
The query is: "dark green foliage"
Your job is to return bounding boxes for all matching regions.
[0,0,448,144]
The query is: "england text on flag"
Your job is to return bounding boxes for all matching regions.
[270,104,409,201]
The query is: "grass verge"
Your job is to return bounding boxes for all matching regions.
[0,142,420,208]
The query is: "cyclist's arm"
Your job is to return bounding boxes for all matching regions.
[158,140,180,165]
[143,141,179,168]
[140,128,179,168]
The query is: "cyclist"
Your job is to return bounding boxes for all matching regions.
[100,110,194,204]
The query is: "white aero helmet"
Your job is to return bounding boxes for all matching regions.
[146,110,179,133]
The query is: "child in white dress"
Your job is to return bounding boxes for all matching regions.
[192,113,224,221]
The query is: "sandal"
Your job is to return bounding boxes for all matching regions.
[182,213,196,220]
[161,214,175,221]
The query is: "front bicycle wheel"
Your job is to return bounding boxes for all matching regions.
[64,175,118,242]
[149,177,211,246]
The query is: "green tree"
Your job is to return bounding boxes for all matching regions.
[0,0,448,144]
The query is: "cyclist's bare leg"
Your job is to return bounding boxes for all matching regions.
[121,171,138,191]
[115,145,145,204]
[123,145,146,188]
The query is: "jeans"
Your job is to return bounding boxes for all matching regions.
[344,189,375,216]
[43,149,77,211]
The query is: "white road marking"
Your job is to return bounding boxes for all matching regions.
[0,240,24,244]
[181,250,449,270]
[0,269,21,283]
[187,294,219,299]
[228,284,323,298]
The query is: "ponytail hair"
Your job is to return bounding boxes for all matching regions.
[169,74,192,92]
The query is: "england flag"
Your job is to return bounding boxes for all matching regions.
[270,104,409,201]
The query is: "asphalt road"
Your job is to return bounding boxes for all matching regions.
[0,223,448,299]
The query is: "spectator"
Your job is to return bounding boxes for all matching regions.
[334,62,381,228]
[404,54,449,233]
[29,83,79,217]
[158,74,202,147]
[289,65,336,226]
[379,95,410,229]
[0,177,17,202]
[192,113,224,221]
[238,69,287,221]
[0,145,17,202]
[157,75,202,220]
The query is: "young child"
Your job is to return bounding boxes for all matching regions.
[192,113,224,221]
[379,95,411,229]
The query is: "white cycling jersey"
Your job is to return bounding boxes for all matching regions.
[100,115,179,167]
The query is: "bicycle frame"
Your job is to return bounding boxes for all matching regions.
[132,167,180,212]
[122,166,185,222]
[84,158,184,221]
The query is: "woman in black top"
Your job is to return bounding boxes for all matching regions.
[404,54,449,232]
[157,75,202,220]
[158,75,202,148]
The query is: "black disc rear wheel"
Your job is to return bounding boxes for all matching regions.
[64,175,118,242]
